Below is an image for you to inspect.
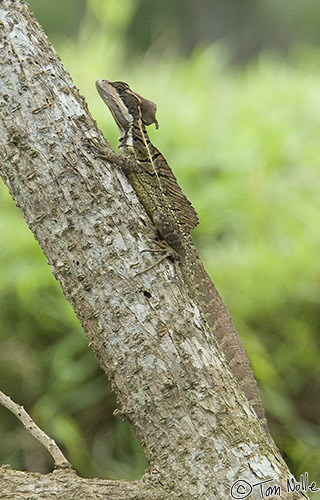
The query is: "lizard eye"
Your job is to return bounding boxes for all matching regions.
[115,81,129,93]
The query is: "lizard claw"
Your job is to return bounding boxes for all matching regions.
[134,240,178,276]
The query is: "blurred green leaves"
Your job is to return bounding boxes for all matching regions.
[87,0,136,32]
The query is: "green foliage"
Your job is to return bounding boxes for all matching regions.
[25,0,86,42]
[1,2,320,488]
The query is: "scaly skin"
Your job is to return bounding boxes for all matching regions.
[95,79,268,428]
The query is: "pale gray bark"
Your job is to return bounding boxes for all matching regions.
[0,1,309,499]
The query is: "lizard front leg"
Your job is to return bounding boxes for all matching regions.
[85,137,138,172]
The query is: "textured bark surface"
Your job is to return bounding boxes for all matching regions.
[0,465,149,500]
[0,1,309,499]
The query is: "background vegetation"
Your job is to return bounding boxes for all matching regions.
[1,0,320,491]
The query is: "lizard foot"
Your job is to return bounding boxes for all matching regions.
[134,240,179,276]
[84,137,121,163]
[85,137,137,171]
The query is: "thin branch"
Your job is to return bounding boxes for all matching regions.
[0,390,71,469]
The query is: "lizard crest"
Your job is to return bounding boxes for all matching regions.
[96,79,199,231]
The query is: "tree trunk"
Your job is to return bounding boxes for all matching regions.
[0,1,310,499]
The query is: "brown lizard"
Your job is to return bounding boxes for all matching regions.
[93,79,267,428]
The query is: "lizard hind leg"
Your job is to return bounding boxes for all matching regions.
[152,212,184,253]
[134,240,178,276]
[133,211,184,275]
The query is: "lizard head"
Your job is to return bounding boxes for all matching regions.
[96,79,159,133]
